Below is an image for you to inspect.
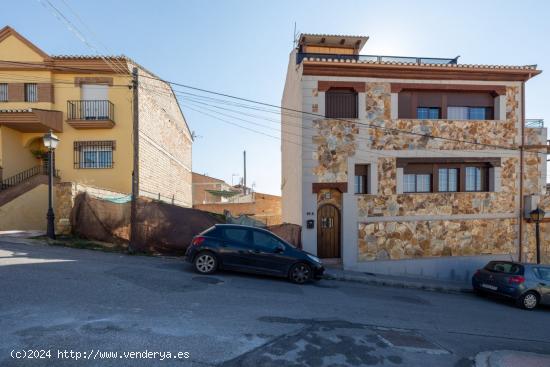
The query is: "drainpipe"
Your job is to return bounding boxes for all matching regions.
[518,81,525,262]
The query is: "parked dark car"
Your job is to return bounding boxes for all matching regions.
[185,224,324,284]
[472,261,550,310]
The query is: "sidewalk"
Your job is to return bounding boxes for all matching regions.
[323,267,472,293]
[475,350,550,367]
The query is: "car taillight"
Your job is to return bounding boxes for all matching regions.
[474,269,481,277]
[192,237,205,246]
[508,275,525,284]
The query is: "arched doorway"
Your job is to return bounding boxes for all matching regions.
[317,204,341,258]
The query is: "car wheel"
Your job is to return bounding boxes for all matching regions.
[194,252,218,274]
[289,263,312,284]
[517,291,539,310]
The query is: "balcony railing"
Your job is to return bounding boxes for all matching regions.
[526,119,544,128]
[67,100,114,122]
[297,52,459,65]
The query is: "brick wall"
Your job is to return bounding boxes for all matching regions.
[133,64,193,207]
[194,192,282,226]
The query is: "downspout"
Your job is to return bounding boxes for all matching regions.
[518,80,526,262]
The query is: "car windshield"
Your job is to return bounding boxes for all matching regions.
[485,262,523,274]
[534,267,550,281]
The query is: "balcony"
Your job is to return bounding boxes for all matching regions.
[67,100,115,129]
[297,52,459,65]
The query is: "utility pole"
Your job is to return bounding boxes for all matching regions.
[129,67,139,253]
[243,150,247,195]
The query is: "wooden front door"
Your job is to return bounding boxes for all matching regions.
[317,204,341,258]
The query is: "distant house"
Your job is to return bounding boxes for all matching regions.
[192,172,282,225]
[0,26,193,231]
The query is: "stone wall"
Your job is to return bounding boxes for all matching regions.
[358,218,518,261]
[133,64,193,207]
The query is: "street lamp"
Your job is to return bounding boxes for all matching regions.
[529,207,545,264]
[43,129,59,240]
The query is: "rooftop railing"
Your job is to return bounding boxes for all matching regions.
[525,119,544,128]
[297,52,459,65]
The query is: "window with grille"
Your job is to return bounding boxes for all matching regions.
[325,88,358,118]
[74,141,115,169]
[25,83,38,102]
[0,84,7,102]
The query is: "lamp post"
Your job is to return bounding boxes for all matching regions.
[529,207,545,264]
[43,130,59,240]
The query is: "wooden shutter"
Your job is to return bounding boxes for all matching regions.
[325,89,358,118]
[37,83,54,103]
[7,83,24,102]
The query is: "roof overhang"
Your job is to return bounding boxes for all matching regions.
[302,60,542,82]
[0,109,63,132]
[299,33,369,51]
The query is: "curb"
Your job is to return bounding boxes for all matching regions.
[323,272,473,294]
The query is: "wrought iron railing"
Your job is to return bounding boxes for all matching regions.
[67,100,114,121]
[525,119,544,128]
[0,166,59,191]
[297,52,459,65]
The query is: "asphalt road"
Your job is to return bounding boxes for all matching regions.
[1,239,549,367]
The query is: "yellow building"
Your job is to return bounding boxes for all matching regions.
[0,26,193,230]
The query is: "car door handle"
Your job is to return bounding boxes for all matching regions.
[248,249,261,254]
[540,282,547,286]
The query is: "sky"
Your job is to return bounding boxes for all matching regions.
[2,0,549,195]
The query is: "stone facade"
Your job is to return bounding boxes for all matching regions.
[358,218,518,261]
[308,80,545,262]
[312,119,358,182]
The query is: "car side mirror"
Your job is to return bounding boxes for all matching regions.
[275,245,284,253]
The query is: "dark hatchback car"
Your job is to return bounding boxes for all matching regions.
[472,261,550,310]
[185,224,324,284]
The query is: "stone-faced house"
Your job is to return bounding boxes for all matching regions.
[281,33,547,280]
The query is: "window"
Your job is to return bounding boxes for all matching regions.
[438,168,458,192]
[416,107,440,119]
[224,228,249,243]
[354,164,369,194]
[252,230,284,251]
[0,83,7,102]
[74,141,115,169]
[485,262,523,275]
[465,167,483,191]
[24,83,38,102]
[447,106,492,120]
[399,159,495,193]
[403,174,431,193]
[325,88,358,118]
[534,268,550,282]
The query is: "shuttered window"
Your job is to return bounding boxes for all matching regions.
[24,83,38,102]
[0,84,7,102]
[325,88,358,118]
[354,164,369,194]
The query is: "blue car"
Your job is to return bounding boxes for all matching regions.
[472,261,550,310]
[185,224,324,284]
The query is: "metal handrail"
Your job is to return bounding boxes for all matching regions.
[0,166,59,191]
[525,119,544,128]
[297,52,459,65]
[67,100,115,122]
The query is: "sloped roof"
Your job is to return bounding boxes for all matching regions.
[0,25,49,59]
